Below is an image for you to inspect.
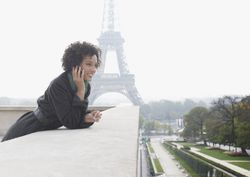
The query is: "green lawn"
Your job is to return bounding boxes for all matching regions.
[199,148,250,161]
[175,142,250,161]
[191,144,250,170]
[177,142,197,147]
[177,142,206,149]
[147,143,155,153]
[166,142,250,173]
[230,162,250,170]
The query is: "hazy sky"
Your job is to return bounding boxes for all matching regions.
[0,0,250,103]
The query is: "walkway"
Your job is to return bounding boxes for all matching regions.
[151,139,188,177]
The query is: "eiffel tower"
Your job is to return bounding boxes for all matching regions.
[89,0,143,105]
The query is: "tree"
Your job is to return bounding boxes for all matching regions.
[182,106,208,144]
[139,98,208,131]
[144,120,155,134]
[235,96,250,154]
[211,96,241,147]
[205,111,223,145]
[238,96,250,121]
[161,123,173,135]
[235,122,250,154]
[139,116,145,129]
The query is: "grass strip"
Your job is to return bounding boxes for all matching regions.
[176,142,250,161]
[230,161,250,171]
[146,143,164,175]
[199,148,250,161]
[153,158,164,173]
[148,143,155,153]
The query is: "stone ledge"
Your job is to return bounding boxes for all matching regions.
[0,105,114,111]
[0,106,139,177]
[0,106,114,135]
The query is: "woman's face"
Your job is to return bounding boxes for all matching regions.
[80,55,98,81]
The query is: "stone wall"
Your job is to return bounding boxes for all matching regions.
[0,106,114,136]
[0,106,139,177]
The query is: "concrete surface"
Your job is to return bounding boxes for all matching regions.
[0,106,113,136]
[151,140,187,177]
[0,106,139,177]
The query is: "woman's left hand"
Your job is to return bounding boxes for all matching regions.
[84,110,102,123]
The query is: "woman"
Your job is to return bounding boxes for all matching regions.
[1,41,102,142]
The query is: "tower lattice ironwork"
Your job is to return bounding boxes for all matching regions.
[89,0,143,105]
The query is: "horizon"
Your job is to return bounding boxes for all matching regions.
[0,94,246,106]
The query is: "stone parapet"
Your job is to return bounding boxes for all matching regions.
[0,106,139,177]
[0,106,113,135]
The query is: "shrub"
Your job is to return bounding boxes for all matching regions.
[181,146,191,150]
[224,151,247,157]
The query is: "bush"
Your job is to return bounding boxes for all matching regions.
[224,151,247,157]
[181,146,191,150]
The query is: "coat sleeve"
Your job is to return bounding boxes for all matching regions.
[48,80,94,129]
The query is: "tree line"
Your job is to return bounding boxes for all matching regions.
[139,99,209,135]
[182,95,250,155]
[140,99,208,122]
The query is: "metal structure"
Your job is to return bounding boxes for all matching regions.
[89,0,143,105]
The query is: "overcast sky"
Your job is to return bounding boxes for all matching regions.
[0,0,250,103]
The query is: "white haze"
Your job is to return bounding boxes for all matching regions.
[0,0,250,104]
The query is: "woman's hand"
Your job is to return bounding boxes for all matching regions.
[72,66,85,100]
[84,110,102,123]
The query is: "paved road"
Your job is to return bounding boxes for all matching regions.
[151,140,188,177]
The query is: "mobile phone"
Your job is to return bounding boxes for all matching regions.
[80,67,84,76]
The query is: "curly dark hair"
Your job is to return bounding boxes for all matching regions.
[62,41,101,71]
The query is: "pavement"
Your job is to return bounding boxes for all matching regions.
[151,139,188,177]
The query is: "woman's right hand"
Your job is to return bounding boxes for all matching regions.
[84,110,102,123]
[72,66,85,100]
